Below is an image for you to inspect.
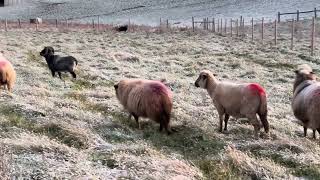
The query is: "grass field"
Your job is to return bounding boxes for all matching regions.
[0,24,320,179]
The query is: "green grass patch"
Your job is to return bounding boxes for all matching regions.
[293,165,320,180]
[26,50,46,66]
[90,152,118,168]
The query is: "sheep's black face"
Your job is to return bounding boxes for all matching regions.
[40,47,54,57]
[195,73,207,88]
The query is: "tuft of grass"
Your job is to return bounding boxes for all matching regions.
[293,165,320,179]
[72,79,95,90]
[197,159,242,180]
[90,152,119,168]
[26,50,46,66]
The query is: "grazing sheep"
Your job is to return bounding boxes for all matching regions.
[292,64,320,139]
[195,70,269,138]
[30,18,42,24]
[114,79,174,134]
[116,25,128,32]
[40,46,78,85]
[0,54,16,95]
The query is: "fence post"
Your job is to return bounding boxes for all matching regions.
[192,17,194,32]
[55,19,58,28]
[18,19,21,28]
[166,19,169,29]
[242,18,245,37]
[97,16,100,31]
[207,17,209,30]
[291,19,294,50]
[5,19,7,32]
[36,21,38,31]
[92,19,95,29]
[311,17,315,56]
[261,17,264,43]
[274,20,277,46]
[220,18,222,34]
[212,18,215,32]
[315,8,317,18]
[217,18,220,33]
[278,12,281,23]
[66,19,68,29]
[236,19,239,36]
[251,18,254,41]
[297,10,299,21]
[224,19,227,35]
[230,19,233,37]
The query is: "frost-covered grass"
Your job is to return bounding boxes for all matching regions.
[0,25,319,179]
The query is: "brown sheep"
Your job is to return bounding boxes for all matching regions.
[195,70,269,138]
[114,79,174,134]
[0,54,16,95]
[292,64,320,139]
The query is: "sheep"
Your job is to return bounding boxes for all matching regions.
[114,79,174,134]
[30,17,42,24]
[292,64,320,139]
[40,46,78,85]
[115,25,128,32]
[0,54,16,95]
[195,70,269,138]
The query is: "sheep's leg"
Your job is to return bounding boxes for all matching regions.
[159,122,163,132]
[7,83,13,97]
[51,70,56,77]
[248,114,261,138]
[303,126,307,137]
[58,72,66,87]
[132,114,140,129]
[224,114,230,131]
[164,121,172,135]
[70,71,77,79]
[313,130,316,139]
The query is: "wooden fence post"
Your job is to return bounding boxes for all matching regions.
[5,19,7,32]
[36,21,38,31]
[278,12,281,23]
[166,19,169,29]
[230,19,233,37]
[297,10,299,21]
[220,18,222,34]
[236,19,239,36]
[311,17,315,56]
[274,20,277,46]
[261,18,264,43]
[315,8,317,18]
[251,18,254,41]
[207,17,209,30]
[18,19,21,28]
[212,18,215,32]
[97,16,100,31]
[242,18,245,37]
[66,19,68,29]
[192,17,194,32]
[224,19,227,35]
[291,19,294,50]
[55,19,58,28]
[217,18,220,33]
[92,19,95,29]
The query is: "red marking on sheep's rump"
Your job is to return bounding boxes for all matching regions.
[0,58,9,68]
[149,82,171,96]
[247,83,266,95]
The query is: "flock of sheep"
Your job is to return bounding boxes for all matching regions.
[0,46,319,139]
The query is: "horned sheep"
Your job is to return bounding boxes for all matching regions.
[292,64,320,138]
[194,70,269,138]
[114,79,174,134]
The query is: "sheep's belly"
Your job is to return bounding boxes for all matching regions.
[225,110,244,118]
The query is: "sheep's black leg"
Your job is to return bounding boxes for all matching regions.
[58,72,62,79]
[224,114,230,131]
[303,126,308,137]
[313,130,316,139]
[51,70,56,77]
[132,113,140,129]
[159,122,163,132]
[70,71,77,79]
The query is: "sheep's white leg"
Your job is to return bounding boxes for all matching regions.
[216,106,225,133]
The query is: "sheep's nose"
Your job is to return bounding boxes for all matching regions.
[195,82,199,87]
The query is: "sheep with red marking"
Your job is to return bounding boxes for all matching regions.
[292,64,320,139]
[114,79,174,134]
[194,70,269,138]
[0,54,16,95]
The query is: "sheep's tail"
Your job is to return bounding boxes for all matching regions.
[258,93,269,133]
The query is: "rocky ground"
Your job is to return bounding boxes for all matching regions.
[0,20,320,179]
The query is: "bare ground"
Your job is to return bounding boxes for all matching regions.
[0,21,320,179]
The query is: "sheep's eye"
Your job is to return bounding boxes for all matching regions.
[202,75,207,79]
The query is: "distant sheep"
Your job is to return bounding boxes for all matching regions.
[114,79,174,134]
[30,18,42,24]
[195,70,269,138]
[40,46,78,84]
[292,64,320,139]
[0,54,16,95]
[115,25,128,32]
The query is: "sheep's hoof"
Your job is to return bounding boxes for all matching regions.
[171,128,178,132]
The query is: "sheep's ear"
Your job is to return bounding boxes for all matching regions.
[294,70,299,74]
[114,84,119,89]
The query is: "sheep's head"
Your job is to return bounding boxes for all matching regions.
[40,46,55,57]
[293,64,317,90]
[195,70,215,89]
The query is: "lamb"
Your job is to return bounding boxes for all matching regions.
[0,54,16,95]
[40,46,78,85]
[292,64,320,139]
[114,79,174,134]
[115,25,128,32]
[195,70,269,138]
